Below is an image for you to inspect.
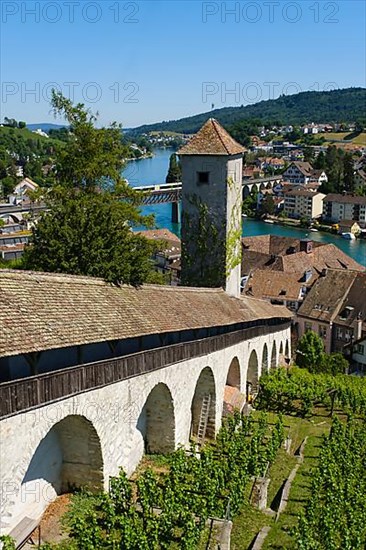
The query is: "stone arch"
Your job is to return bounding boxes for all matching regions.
[279,341,284,355]
[191,367,216,440]
[223,357,243,417]
[19,415,103,521]
[285,339,290,359]
[226,357,241,389]
[137,383,175,454]
[247,350,259,399]
[271,341,277,369]
[262,343,269,373]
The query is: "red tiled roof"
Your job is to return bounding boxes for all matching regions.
[178,118,245,156]
[244,270,308,301]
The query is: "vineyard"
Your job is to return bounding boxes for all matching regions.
[295,417,366,550]
[2,367,365,549]
[256,367,366,417]
[16,412,283,550]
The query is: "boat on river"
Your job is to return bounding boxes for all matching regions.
[341,232,356,240]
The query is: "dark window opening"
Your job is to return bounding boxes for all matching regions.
[197,171,209,184]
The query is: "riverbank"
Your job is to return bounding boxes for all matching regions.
[123,148,366,267]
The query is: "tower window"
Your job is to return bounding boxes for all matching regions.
[197,171,209,184]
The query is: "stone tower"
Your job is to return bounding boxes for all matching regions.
[178,119,244,297]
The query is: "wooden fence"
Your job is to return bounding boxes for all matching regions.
[0,322,289,419]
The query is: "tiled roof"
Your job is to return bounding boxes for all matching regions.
[244,270,308,301]
[338,220,360,228]
[178,118,245,156]
[324,194,366,205]
[223,386,245,415]
[284,189,322,197]
[0,270,291,358]
[274,245,364,273]
[286,161,313,176]
[333,272,366,329]
[297,270,357,322]
[137,229,180,243]
[241,236,364,275]
[137,229,181,258]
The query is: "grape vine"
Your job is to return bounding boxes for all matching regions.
[36,411,284,549]
[294,417,366,550]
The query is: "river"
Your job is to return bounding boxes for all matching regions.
[123,148,366,267]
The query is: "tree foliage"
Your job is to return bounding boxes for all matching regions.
[130,88,366,136]
[296,330,325,372]
[22,92,159,286]
[23,187,157,286]
[165,153,181,183]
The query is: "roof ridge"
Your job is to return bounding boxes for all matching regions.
[212,118,230,155]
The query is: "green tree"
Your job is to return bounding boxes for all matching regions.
[166,153,181,183]
[50,90,129,190]
[22,92,159,286]
[343,152,355,193]
[23,186,158,286]
[18,121,26,129]
[327,352,349,376]
[314,151,326,170]
[303,147,314,163]
[260,195,275,216]
[296,330,325,372]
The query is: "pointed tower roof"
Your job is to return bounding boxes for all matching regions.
[178,118,245,156]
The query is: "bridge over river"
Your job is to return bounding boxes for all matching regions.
[0,176,282,225]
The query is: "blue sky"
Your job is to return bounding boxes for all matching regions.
[1,0,365,127]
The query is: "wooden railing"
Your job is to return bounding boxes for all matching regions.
[0,322,290,419]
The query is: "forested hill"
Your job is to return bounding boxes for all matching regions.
[130,87,366,136]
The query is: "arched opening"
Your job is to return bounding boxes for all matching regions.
[279,341,285,365]
[243,185,250,198]
[226,357,240,389]
[259,183,266,191]
[137,383,175,454]
[271,342,277,369]
[191,367,216,442]
[262,344,269,373]
[19,415,103,522]
[285,339,290,359]
[224,357,244,416]
[246,350,259,400]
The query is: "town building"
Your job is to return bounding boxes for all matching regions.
[296,270,366,353]
[337,220,362,236]
[8,178,38,206]
[137,228,181,284]
[283,162,327,186]
[344,335,366,373]
[0,224,31,261]
[283,189,325,219]
[323,194,366,224]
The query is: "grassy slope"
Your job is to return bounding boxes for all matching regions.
[231,410,333,550]
[321,132,366,145]
[0,126,63,148]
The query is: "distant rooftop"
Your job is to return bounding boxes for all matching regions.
[178,118,245,156]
